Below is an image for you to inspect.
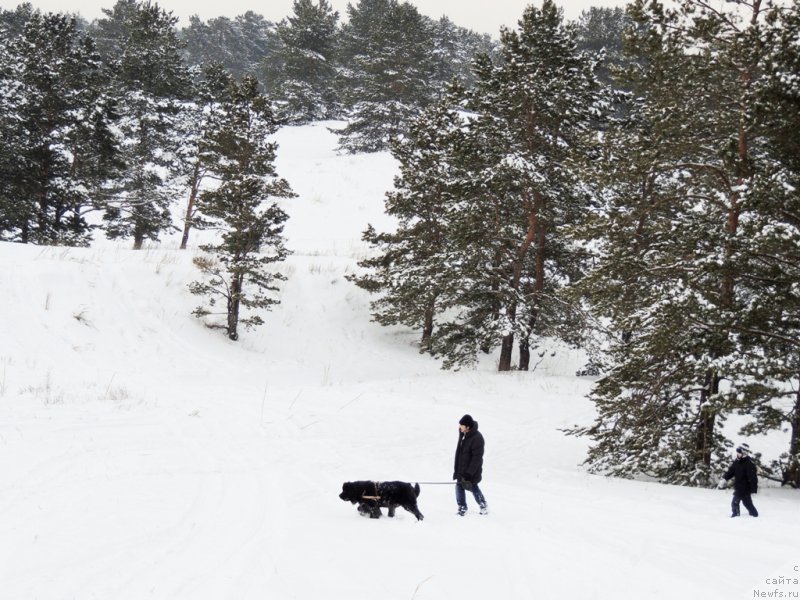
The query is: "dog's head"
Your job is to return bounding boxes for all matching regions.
[339,481,365,504]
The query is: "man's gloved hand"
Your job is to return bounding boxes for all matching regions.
[460,478,473,491]
[717,479,728,490]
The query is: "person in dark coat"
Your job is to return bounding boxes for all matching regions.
[453,414,488,516]
[719,443,759,518]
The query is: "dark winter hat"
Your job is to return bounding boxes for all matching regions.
[459,414,476,428]
[736,443,751,455]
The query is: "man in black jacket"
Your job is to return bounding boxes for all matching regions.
[719,443,759,518]
[453,414,488,516]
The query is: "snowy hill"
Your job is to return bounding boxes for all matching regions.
[0,123,797,600]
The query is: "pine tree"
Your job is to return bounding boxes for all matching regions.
[175,63,234,250]
[93,0,193,249]
[181,12,279,81]
[266,0,340,123]
[336,0,436,153]
[0,10,120,245]
[189,76,295,341]
[0,3,35,37]
[236,11,280,77]
[348,97,465,349]
[731,1,800,488]
[574,6,630,87]
[0,19,27,240]
[429,16,496,95]
[569,0,791,486]
[428,1,604,371]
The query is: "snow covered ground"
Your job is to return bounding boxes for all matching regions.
[0,123,797,600]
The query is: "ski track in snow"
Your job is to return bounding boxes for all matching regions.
[0,122,797,600]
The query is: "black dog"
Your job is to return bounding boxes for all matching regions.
[339,480,424,521]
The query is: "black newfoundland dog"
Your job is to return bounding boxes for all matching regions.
[339,480,424,521]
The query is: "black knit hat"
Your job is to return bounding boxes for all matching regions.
[459,414,475,428]
[736,443,751,455]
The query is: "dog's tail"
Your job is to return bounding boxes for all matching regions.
[414,482,420,497]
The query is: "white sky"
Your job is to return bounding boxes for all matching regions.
[5,0,632,35]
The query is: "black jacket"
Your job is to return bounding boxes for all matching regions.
[453,423,484,484]
[723,455,758,495]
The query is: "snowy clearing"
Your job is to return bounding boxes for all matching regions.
[0,123,797,600]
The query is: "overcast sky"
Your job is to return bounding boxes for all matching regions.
[8,0,632,35]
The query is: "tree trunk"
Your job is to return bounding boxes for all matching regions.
[784,384,800,488]
[518,312,539,371]
[518,338,530,371]
[132,214,145,250]
[420,300,434,351]
[498,332,515,371]
[180,165,201,250]
[500,189,544,372]
[519,218,547,370]
[481,248,502,355]
[227,274,242,341]
[695,369,720,475]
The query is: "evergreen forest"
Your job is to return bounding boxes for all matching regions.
[1,0,798,490]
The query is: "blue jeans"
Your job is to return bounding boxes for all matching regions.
[731,492,758,517]
[456,481,487,511]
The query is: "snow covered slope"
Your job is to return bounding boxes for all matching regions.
[0,123,797,600]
